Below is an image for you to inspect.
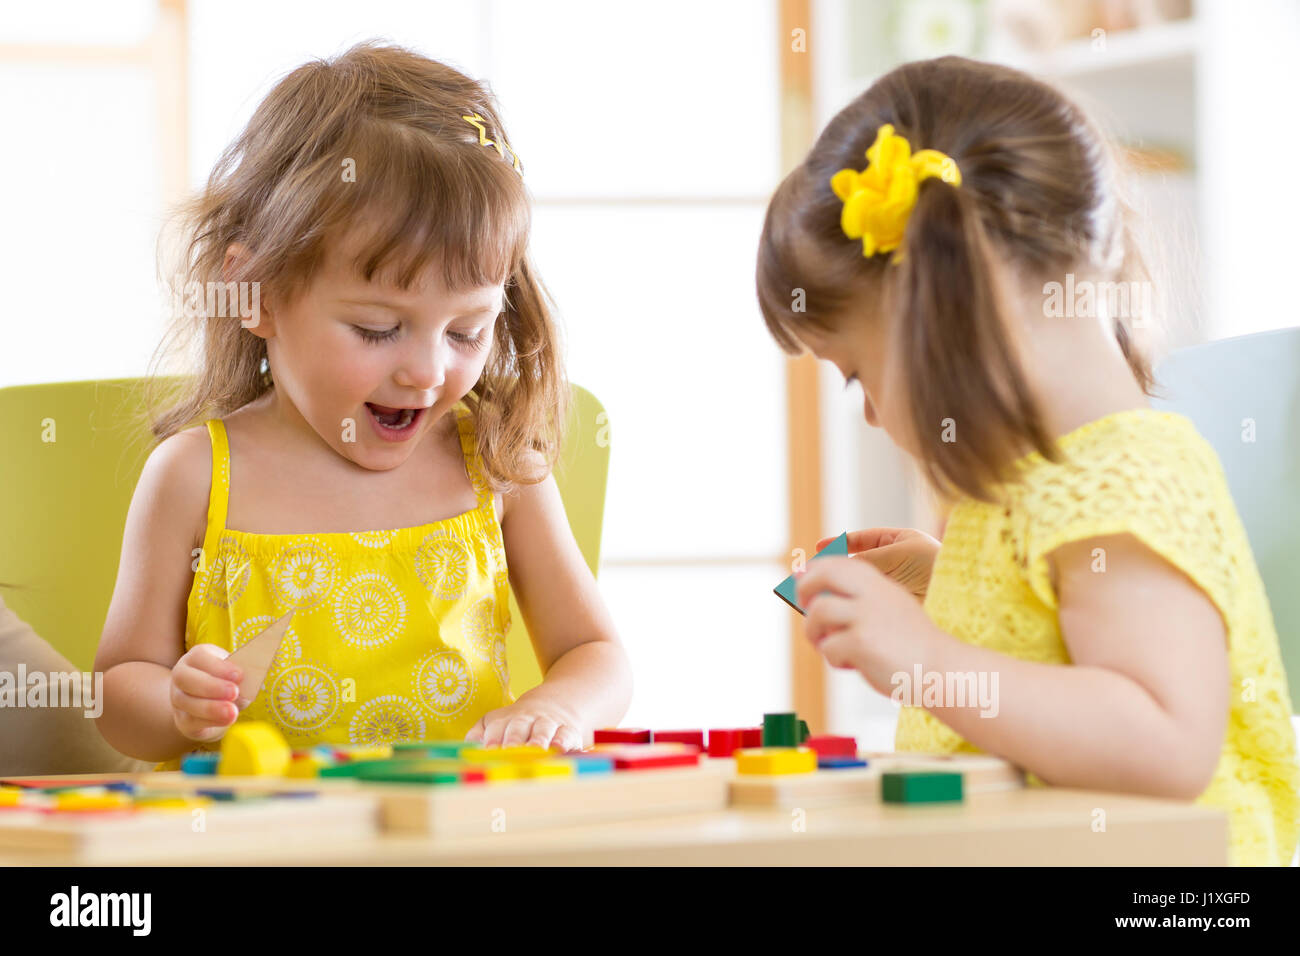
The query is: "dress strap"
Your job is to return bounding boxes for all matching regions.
[200,419,231,560]
[453,405,494,514]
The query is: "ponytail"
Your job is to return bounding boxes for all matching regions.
[895,179,1063,505]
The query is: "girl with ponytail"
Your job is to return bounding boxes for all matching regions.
[758,56,1296,866]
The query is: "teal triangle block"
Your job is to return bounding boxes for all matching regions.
[773,532,848,615]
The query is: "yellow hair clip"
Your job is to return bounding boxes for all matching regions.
[830,123,961,259]
[462,111,523,176]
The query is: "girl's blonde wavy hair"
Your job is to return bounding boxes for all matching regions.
[143,40,566,489]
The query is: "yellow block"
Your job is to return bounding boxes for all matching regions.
[462,745,552,765]
[218,721,292,776]
[520,759,575,779]
[286,755,330,778]
[735,747,817,776]
[484,763,525,783]
[134,795,213,811]
[53,791,134,811]
[337,744,393,761]
[0,788,23,807]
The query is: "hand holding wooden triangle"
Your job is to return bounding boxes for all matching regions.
[228,611,293,708]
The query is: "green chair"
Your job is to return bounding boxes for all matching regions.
[0,377,610,700]
[1152,327,1300,707]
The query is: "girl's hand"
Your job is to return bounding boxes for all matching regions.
[795,556,940,695]
[817,528,941,599]
[170,644,243,743]
[465,699,584,752]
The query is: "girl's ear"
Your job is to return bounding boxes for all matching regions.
[222,241,276,338]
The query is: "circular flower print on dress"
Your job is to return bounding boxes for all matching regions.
[461,595,500,662]
[349,694,425,745]
[203,535,251,609]
[414,530,471,601]
[332,571,407,649]
[414,649,475,718]
[267,660,341,735]
[270,541,338,609]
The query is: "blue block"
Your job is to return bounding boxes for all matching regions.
[181,752,221,775]
[103,781,138,793]
[818,756,868,770]
[569,755,614,775]
[774,532,849,615]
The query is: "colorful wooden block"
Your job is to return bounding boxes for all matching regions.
[773,531,848,614]
[568,754,615,775]
[804,734,858,759]
[799,720,810,743]
[738,727,763,748]
[392,741,478,759]
[817,756,868,770]
[227,611,293,704]
[460,745,551,764]
[593,728,652,744]
[881,770,963,804]
[735,747,818,776]
[217,722,292,777]
[651,730,704,750]
[706,729,743,757]
[762,712,800,748]
[520,759,575,780]
[286,753,331,778]
[606,744,701,771]
[133,795,213,812]
[484,763,525,783]
[52,791,134,812]
[181,752,220,775]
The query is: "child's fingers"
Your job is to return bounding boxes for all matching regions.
[817,630,863,671]
[524,716,561,750]
[499,715,536,748]
[816,528,900,554]
[463,720,486,745]
[172,688,239,727]
[805,594,857,645]
[185,645,242,684]
[795,556,865,607]
[550,726,582,753]
[172,664,240,703]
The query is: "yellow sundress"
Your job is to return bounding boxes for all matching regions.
[161,404,513,769]
[896,408,1299,866]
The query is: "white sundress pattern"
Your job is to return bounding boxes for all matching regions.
[414,648,475,718]
[332,570,407,648]
[349,694,426,745]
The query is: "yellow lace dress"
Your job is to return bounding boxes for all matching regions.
[160,404,513,769]
[897,408,1298,866]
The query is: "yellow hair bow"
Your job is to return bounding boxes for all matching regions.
[830,123,961,259]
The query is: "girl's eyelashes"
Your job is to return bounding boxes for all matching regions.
[352,325,489,349]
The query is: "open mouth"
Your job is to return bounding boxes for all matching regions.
[365,403,425,434]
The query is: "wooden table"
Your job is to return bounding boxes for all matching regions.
[1,783,1227,866]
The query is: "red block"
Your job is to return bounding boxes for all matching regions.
[611,748,700,771]
[652,729,704,750]
[594,728,652,744]
[461,767,487,784]
[738,727,763,748]
[804,734,858,759]
[706,729,741,757]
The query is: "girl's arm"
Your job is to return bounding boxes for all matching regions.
[916,532,1230,798]
[94,428,224,762]
[480,469,632,748]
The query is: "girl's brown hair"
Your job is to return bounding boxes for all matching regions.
[144,40,566,489]
[758,56,1160,506]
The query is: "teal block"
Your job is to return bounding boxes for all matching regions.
[569,754,614,775]
[181,752,220,775]
[773,532,848,615]
[881,770,963,804]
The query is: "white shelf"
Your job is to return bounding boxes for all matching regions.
[1001,17,1200,80]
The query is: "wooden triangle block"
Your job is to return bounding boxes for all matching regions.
[773,532,848,615]
[228,611,293,706]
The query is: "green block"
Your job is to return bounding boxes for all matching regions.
[773,532,849,615]
[798,719,809,743]
[763,712,799,747]
[881,771,963,804]
[354,765,461,785]
[392,741,477,759]
[319,758,397,778]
